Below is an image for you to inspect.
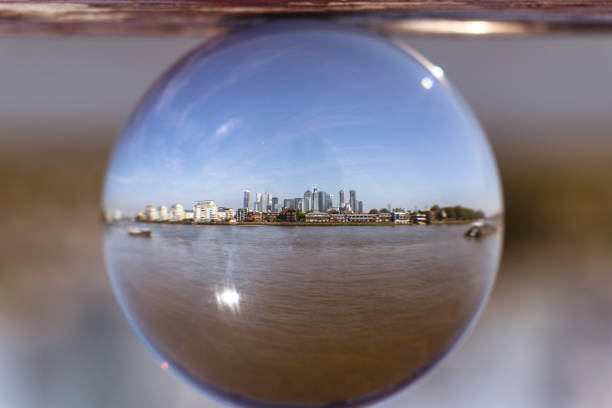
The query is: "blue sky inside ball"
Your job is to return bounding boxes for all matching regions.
[104,23,502,216]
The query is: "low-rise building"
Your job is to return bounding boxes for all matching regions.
[159,206,169,221]
[346,213,378,223]
[277,208,297,222]
[378,213,393,223]
[246,212,263,222]
[330,213,346,223]
[194,200,217,222]
[170,203,184,221]
[305,212,331,223]
[236,208,250,222]
[415,211,432,225]
[146,205,159,221]
[393,211,411,224]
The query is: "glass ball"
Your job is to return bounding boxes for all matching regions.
[102,21,503,408]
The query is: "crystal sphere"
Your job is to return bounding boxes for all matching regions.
[103,21,503,408]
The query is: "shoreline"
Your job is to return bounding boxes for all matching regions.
[128,219,475,227]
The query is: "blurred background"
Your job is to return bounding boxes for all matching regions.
[1,30,612,408]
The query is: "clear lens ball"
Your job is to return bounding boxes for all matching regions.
[103,21,503,408]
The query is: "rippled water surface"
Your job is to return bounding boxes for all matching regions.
[104,224,501,406]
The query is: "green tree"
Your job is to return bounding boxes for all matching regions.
[369,209,379,214]
[379,208,390,213]
[328,209,339,214]
[430,204,441,220]
[296,210,306,222]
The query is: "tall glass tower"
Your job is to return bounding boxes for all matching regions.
[243,189,251,210]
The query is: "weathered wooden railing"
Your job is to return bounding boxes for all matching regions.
[1,0,612,35]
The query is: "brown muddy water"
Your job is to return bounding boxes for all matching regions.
[104,223,502,407]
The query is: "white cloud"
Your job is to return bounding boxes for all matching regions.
[210,118,239,143]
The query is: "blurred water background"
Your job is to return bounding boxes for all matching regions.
[1,33,612,408]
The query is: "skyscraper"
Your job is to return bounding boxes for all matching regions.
[317,190,327,212]
[312,187,320,212]
[272,197,279,212]
[243,189,251,209]
[255,192,262,212]
[358,201,364,213]
[295,198,304,211]
[283,198,295,209]
[339,189,345,210]
[349,189,357,214]
[304,190,312,212]
[264,192,272,213]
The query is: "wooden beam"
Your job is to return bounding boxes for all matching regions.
[1,1,612,35]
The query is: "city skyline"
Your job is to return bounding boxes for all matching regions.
[103,24,502,218]
[243,186,363,214]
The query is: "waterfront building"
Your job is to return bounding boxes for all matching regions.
[345,202,353,214]
[146,205,159,221]
[158,206,169,221]
[194,200,217,221]
[266,212,280,222]
[236,208,250,222]
[305,212,331,223]
[217,207,235,221]
[246,212,263,222]
[349,190,357,214]
[277,208,297,222]
[358,201,363,214]
[183,210,194,220]
[339,189,346,210]
[415,211,432,225]
[243,190,251,210]
[330,213,346,223]
[378,212,393,222]
[272,197,279,212]
[346,213,377,223]
[393,211,411,224]
[170,203,184,221]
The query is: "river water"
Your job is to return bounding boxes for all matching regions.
[104,223,501,407]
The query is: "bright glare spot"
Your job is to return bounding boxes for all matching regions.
[467,21,491,35]
[161,361,169,370]
[421,77,434,90]
[432,65,444,79]
[216,288,241,311]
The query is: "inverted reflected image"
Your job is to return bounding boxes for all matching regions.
[102,21,503,408]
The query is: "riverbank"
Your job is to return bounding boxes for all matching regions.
[131,219,475,227]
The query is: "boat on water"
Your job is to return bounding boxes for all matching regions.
[464,219,496,238]
[127,227,152,238]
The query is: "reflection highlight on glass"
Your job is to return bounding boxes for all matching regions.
[216,287,241,312]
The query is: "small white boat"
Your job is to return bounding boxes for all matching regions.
[464,219,496,238]
[128,227,152,238]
